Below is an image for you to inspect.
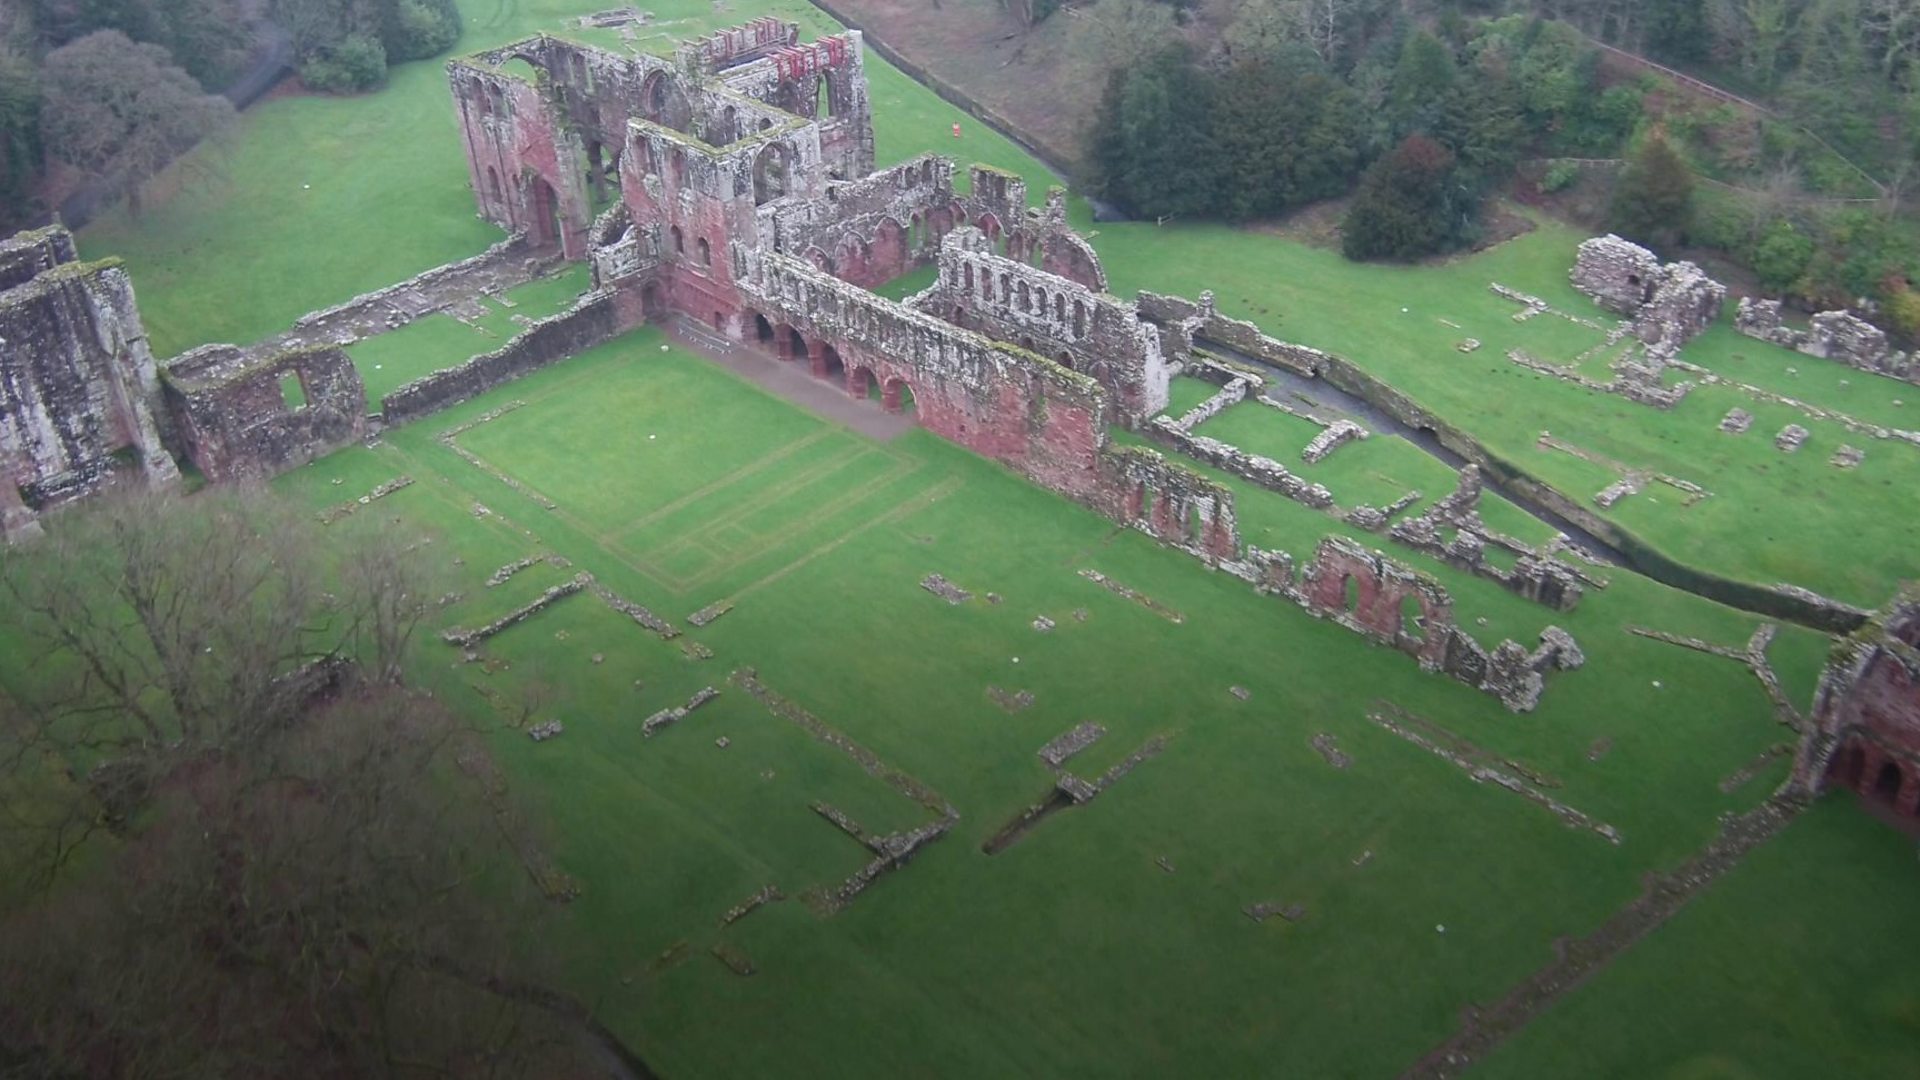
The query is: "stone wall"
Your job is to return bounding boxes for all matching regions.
[1096,444,1240,562]
[164,343,367,482]
[915,226,1171,421]
[1734,298,1916,383]
[1570,234,1725,347]
[0,226,178,539]
[380,289,637,425]
[1788,593,1920,828]
[742,251,1108,499]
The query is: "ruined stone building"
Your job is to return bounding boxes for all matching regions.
[0,225,179,540]
[449,21,1188,533]
[1791,593,1920,826]
[1,223,373,537]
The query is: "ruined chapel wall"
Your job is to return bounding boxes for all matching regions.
[164,343,366,483]
[744,252,1107,497]
[919,228,1169,420]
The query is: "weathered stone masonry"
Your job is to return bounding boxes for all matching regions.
[1788,592,1920,828]
[163,343,367,483]
[436,21,1583,710]
[0,225,178,540]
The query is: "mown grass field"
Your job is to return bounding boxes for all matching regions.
[56,0,1920,1073]
[261,328,1898,1076]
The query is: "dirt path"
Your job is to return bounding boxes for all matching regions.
[1400,794,1805,1079]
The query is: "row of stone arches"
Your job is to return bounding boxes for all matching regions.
[1836,743,1920,818]
[743,310,914,413]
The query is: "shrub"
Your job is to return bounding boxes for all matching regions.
[1540,160,1579,193]
[300,34,387,94]
[1751,221,1814,293]
[387,0,461,63]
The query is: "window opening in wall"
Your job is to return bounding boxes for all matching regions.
[278,373,307,412]
[1874,761,1903,800]
[697,237,711,266]
[817,73,832,117]
[1343,574,1360,612]
[671,225,684,254]
[1074,300,1087,337]
[1400,595,1426,641]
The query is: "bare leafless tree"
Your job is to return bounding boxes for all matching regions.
[0,489,610,1074]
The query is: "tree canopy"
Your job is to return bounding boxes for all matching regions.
[39,30,235,219]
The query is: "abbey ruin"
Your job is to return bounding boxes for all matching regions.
[4,16,1915,764]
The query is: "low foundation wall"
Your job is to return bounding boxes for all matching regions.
[379,290,634,426]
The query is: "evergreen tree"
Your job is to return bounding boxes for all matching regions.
[1342,133,1469,260]
[1086,48,1215,219]
[1609,132,1694,250]
[1389,30,1457,138]
[1206,56,1363,219]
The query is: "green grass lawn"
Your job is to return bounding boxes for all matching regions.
[256,327,1900,1076]
[1479,796,1920,1080]
[55,0,1920,1072]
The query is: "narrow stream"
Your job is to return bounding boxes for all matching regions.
[1196,337,1632,568]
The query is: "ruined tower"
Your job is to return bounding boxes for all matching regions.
[0,224,179,541]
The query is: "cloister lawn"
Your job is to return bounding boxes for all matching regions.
[58,0,1920,1072]
[270,329,1857,1075]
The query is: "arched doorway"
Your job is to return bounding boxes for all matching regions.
[754,313,775,345]
[525,174,561,248]
[818,343,845,382]
[786,328,810,366]
[881,377,914,415]
[1874,760,1904,801]
[754,143,794,205]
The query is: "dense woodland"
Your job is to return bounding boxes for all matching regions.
[0,0,462,229]
[1081,0,1920,335]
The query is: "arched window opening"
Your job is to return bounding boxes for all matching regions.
[697,237,711,266]
[671,224,684,254]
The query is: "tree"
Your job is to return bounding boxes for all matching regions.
[0,48,39,227]
[1342,133,1472,259]
[1207,57,1363,218]
[1086,46,1217,218]
[1069,0,1180,80]
[1390,30,1458,138]
[39,30,234,219]
[0,490,614,1074]
[1610,132,1695,249]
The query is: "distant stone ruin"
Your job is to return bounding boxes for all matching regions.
[1734,298,1915,383]
[1570,234,1725,348]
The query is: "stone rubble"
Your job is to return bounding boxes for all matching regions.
[920,573,972,604]
[641,686,720,737]
[1735,297,1916,383]
[1775,424,1810,452]
[527,719,565,742]
[1302,419,1368,464]
[718,884,784,927]
[1830,444,1864,468]
[317,475,414,524]
[688,600,735,626]
[1718,408,1753,434]
[1310,733,1352,769]
[1037,722,1107,768]
[441,573,590,648]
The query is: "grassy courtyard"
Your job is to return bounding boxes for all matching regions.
[259,328,1858,1075]
[47,0,1920,1073]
